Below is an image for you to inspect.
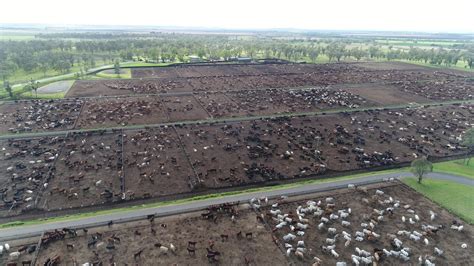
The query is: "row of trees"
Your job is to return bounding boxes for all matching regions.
[1,34,474,83]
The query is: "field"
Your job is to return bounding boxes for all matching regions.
[403,178,474,224]
[36,80,75,95]
[1,62,472,135]
[75,96,169,129]
[66,62,470,98]
[39,131,123,211]
[3,182,472,265]
[432,158,474,179]
[0,102,471,217]
[0,99,83,134]
[0,61,472,219]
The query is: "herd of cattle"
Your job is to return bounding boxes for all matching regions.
[65,63,473,99]
[0,62,472,265]
[0,63,472,135]
[0,103,471,217]
[0,87,374,133]
[1,183,471,265]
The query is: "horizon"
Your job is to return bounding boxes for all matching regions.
[1,0,473,34]
[2,23,474,36]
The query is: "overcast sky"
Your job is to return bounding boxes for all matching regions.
[1,0,472,33]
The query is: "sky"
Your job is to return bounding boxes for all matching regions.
[1,0,473,33]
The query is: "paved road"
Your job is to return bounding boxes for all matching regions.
[0,171,471,240]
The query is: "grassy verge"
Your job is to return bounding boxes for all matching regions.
[120,62,176,67]
[398,59,473,72]
[96,69,132,79]
[403,178,474,224]
[19,91,67,99]
[0,168,405,229]
[433,157,474,179]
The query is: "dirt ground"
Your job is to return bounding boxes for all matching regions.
[342,84,432,105]
[175,121,325,189]
[0,103,470,217]
[34,206,286,265]
[122,127,195,199]
[67,62,458,98]
[75,96,168,129]
[352,61,435,71]
[40,131,123,211]
[0,137,65,217]
[22,183,473,265]
[161,95,210,122]
[0,236,38,265]
[0,100,83,134]
[263,182,473,265]
[394,78,474,101]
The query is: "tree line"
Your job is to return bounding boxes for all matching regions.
[1,33,473,83]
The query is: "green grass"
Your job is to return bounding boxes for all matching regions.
[6,59,109,85]
[398,59,473,72]
[19,91,67,99]
[120,62,175,67]
[433,157,474,179]
[0,168,406,229]
[0,33,36,41]
[403,178,474,224]
[373,39,465,47]
[96,68,132,79]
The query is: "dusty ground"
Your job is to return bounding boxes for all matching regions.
[394,78,474,101]
[34,206,286,265]
[0,137,65,217]
[341,84,432,105]
[17,183,473,265]
[0,100,83,134]
[40,131,123,211]
[122,127,195,199]
[75,96,168,129]
[262,182,473,265]
[161,95,210,122]
[0,103,470,217]
[67,62,456,98]
[0,236,38,265]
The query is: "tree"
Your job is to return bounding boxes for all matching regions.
[0,60,17,82]
[30,78,38,98]
[350,48,366,61]
[410,157,433,184]
[309,48,320,63]
[462,128,474,165]
[114,59,121,76]
[4,80,13,99]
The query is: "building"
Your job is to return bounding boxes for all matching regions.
[188,55,204,63]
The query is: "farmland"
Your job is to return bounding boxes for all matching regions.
[0,101,471,217]
[0,59,472,266]
[0,62,472,218]
[0,62,472,136]
[2,182,472,265]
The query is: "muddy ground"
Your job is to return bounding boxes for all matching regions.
[0,103,471,217]
[5,182,471,265]
[263,182,473,265]
[0,100,83,134]
[39,131,123,211]
[75,96,168,129]
[66,62,460,98]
